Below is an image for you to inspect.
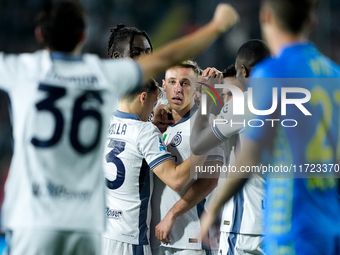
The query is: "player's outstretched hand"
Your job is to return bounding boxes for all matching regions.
[212,4,240,34]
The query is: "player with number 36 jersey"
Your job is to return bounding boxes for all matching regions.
[0,50,142,233]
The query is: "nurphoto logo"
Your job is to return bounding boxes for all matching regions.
[198,80,312,128]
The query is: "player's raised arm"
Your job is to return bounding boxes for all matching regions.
[153,154,208,192]
[137,4,239,84]
[191,68,226,155]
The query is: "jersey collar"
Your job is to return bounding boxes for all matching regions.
[50,52,83,61]
[114,110,141,120]
[170,104,198,127]
[276,41,313,58]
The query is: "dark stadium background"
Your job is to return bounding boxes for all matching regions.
[0,0,339,248]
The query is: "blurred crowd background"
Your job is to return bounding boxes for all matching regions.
[0,0,340,196]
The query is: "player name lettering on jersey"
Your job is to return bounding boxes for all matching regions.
[46,70,99,89]
[108,123,127,135]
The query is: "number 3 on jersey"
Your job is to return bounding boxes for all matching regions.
[105,139,126,189]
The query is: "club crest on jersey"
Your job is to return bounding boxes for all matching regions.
[170,131,182,147]
[106,207,122,220]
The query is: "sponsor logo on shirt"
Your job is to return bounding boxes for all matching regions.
[32,181,91,200]
[106,207,122,220]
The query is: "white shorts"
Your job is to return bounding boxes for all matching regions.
[218,232,264,255]
[4,229,100,255]
[152,246,207,255]
[101,238,151,255]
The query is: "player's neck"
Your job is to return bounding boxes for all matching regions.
[266,27,307,56]
[117,100,142,120]
[46,42,83,56]
[172,102,194,124]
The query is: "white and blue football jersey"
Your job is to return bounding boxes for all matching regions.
[212,92,265,235]
[0,50,142,233]
[151,105,223,250]
[102,110,172,245]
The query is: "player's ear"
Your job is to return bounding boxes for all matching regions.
[241,65,249,78]
[140,92,147,105]
[113,52,122,59]
[35,26,44,44]
[162,79,166,89]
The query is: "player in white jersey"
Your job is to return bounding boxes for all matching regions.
[191,40,271,255]
[151,61,224,255]
[0,0,240,254]
[102,79,208,255]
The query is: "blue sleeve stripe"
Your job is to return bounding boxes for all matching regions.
[211,124,228,141]
[149,154,173,170]
[205,155,224,163]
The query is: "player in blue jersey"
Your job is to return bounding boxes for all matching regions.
[199,0,340,255]
[0,0,239,254]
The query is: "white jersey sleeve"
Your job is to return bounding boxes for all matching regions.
[100,58,143,98]
[137,123,173,169]
[211,91,248,141]
[0,52,52,93]
[0,53,18,91]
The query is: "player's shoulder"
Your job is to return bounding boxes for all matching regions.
[82,52,101,62]
[326,58,340,77]
[138,121,162,138]
[1,50,48,64]
[4,50,51,79]
[251,56,281,78]
[96,55,138,68]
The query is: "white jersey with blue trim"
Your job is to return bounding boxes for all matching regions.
[151,105,223,250]
[103,110,172,245]
[213,104,265,235]
[0,50,142,232]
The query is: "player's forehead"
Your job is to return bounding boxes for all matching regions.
[165,67,196,80]
[131,34,151,50]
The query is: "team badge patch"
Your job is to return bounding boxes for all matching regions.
[170,131,182,147]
